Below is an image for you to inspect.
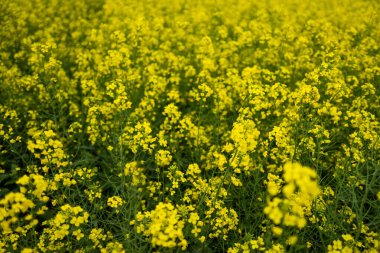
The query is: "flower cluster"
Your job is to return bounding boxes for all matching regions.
[264,162,321,229]
[134,202,188,249]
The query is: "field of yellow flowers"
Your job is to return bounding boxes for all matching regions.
[1,0,380,252]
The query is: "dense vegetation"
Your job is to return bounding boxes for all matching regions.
[1,0,380,252]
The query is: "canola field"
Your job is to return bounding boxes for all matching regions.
[1,0,380,252]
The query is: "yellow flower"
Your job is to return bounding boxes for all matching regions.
[342,234,354,241]
[230,119,260,154]
[155,150,172,167]
[107,196,125,212]
[73,229,84,240]
[272,226,283,236]
[286,236,298,245]
[21,249,34,253]
[134,202,187,250]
